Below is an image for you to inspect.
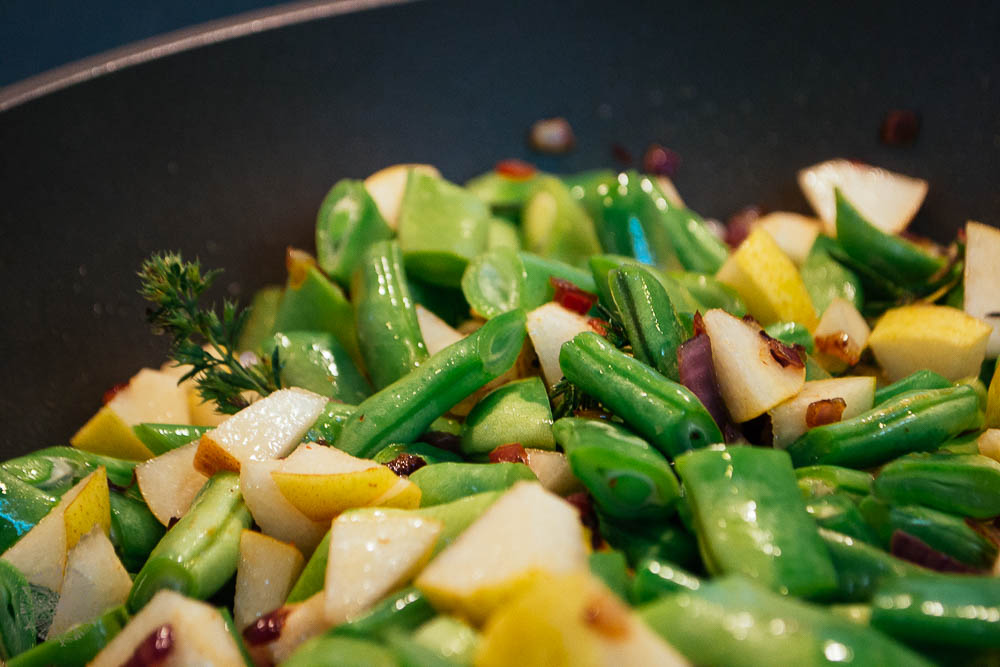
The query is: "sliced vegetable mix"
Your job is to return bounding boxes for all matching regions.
[1,157,997,666]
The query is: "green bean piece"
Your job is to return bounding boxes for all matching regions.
[609,265,686,381]
[486,217,520,252]
[315,179,393,286]
[800,235,864,313]
[132,423,210,455]
[109,492,165,573]
[589,255,700,314]
[587,551,630,602]
[302,401,357,444]
[561,169,617,226]
[286,530,330,604]
[353,240,429,389]
[786,385,981,469]
[676,446,838,598]
[283,635,400,667]
[521,176,603,268]
[265,331,371,403]
[805,354,833,381]
[329,587,436,640]
[409,615,480,666]
[806,493,879,545]
[0,561,35,660]
[336,309,527,458]
[859,497,997,570]
[466,168,543,215]
[461,247,526,319]
[6,604,128,667]
[834,189,945,287]
[559,331,723,458]
[631,558,701,604]
[871,575,1000,649]
[668,271,747,316]
[874,369,952,406]
[397,171,490,287]
[3,446,136,495]
[272,252,362,369]
[406,277,470,328]
[518,252,598,308]
[0,470,57,553]
[936,431,981,455]
[236,285,283,354]
[874,452,1000,519]
[763,321,815,354]
[384,629,457,667]
[597,515,701,571]
[829,604,872,626]
[640,576,932,667]
[127,472,251,611]
[796,465,874,502]
[409,463,536,507]
[373,442,462,466]
[553,418,680,520]
[461,377,555,456]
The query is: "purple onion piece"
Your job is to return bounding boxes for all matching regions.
[677,333,743,444]
[890,530,982,574]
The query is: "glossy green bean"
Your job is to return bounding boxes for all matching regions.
[6,605,128,667]
[109,492,165,573]
[609,265,686,381]
[132,423,210,455]
[631,558,702,604]
[796,465,874,502]
[818,529,923,603]
[0,560,35,660]
[800,234,864,313]
[873,369,952,406]
[408,463,535,507]
[329,587,436,640]
[806,493,879,545]
[315,179,393,285]
[0,470,57,554]
[873,452,1000,519]
[265,331,371,403]
[461,377,555,456]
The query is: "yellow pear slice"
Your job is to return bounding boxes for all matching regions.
[370,476,422,510]
[63,467,111,550]
[526,302,595,388]
[702,309,807,423]
[756,212,822,265]
[136,443,208,526]
[716,227,817,329]
[963,221,1000,358]
[194,388,328,475]
[364,163,441,229]
[234,530,305,630]
[325,510,442,624]
[768,376,876,448]
[416,482,587,623]
[271,467,401,521]
[868,304,993,382]
[47,528,132,638]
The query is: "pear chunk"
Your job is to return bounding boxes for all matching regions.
[364,164,441,229]
[768,376,876,448]
[416,304,465,356]
[524,448,583,496]
[240,460,328,555]
[963,221,1000,358]
[813,297,871,372]
[136,443,208,525]
[324,510,442,624]
[756,212,822,265]
[193,388,328,475]
[416,482,587,623]
[234,530,305,630]
[702,309,806,423]
[526,302,595,387]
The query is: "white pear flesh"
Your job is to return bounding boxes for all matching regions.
[756,212,822,265]
[813,297,872,372]
[526,302,595,388]
[524,448,583,496]
[416,481,587,623]
[325,510,442,624]
[702,309,806,423]
[964,221,1000,358]
[240,460,328,555]
[47,528,132,638]
[797,159,928,235]
[234,530,305,630]
[136,443,208,526]
[768,376,876,448]
[416,304,465,356]
[265,593,331,665]
[364,164,441,229]
[89,589,244,667]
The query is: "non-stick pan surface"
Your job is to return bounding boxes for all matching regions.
[1,0,998,455]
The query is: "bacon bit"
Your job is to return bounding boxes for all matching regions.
[692,311,707,337]
[419,431,463,453]
[815,331,860,365]
[384,453,426,476]
[495,159,537,180]
[611,144,633,165]
[806,398,847,428]
[528,117,575,154]
[551,277,598,315]
[123,624,173,667]
[642,144,681,178]
[880,110,921,146]
[725,205,764,247]
[758,330,805,368]
[489,443,528,464]
[566,492,602,549]
[102,381,129,405]
[243,606,291,645]
[587,318,609,336]
[581,592,631,639]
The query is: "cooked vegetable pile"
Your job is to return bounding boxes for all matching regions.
[0,158,998,666]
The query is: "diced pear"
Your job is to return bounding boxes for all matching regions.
[716,228,818,329]
[797,159,928,235]
[136,443,208,526]
[477,571,689,667]
[963,221,1000,358]
[756,212,822,265]
[89,589,244,667]
[47,528,132,638]
[193,388,328,475]
[72,368,190,460]
[234,530,305,630]
[240,460,328,555]
[63,467,111,550]
[369,476,423,510]
[526,302,596,387]
[324,510,442,624]
[416,304,465,356]
[988,363,1000,429]
[416,482,587,623]
[868,304,992,382]
[364,164,441,229]
[768,376,876,448]
[813,297,871,372]
[272,468,401,521]
[702,309,806,422]
[263,593,331,665]
[978,429,1000,463]
[524,448,583,496]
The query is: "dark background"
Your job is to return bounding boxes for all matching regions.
[1,0,999,453]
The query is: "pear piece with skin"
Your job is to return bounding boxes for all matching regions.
[526,302,596,388]
[963,221,1000,358]
[234,530,305,630]
[136,442,208,526]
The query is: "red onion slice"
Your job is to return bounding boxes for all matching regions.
[677,333,742,443]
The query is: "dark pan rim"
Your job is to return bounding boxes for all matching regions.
[0,0,413,113]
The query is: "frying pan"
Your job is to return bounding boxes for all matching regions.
[1,0,998,456]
